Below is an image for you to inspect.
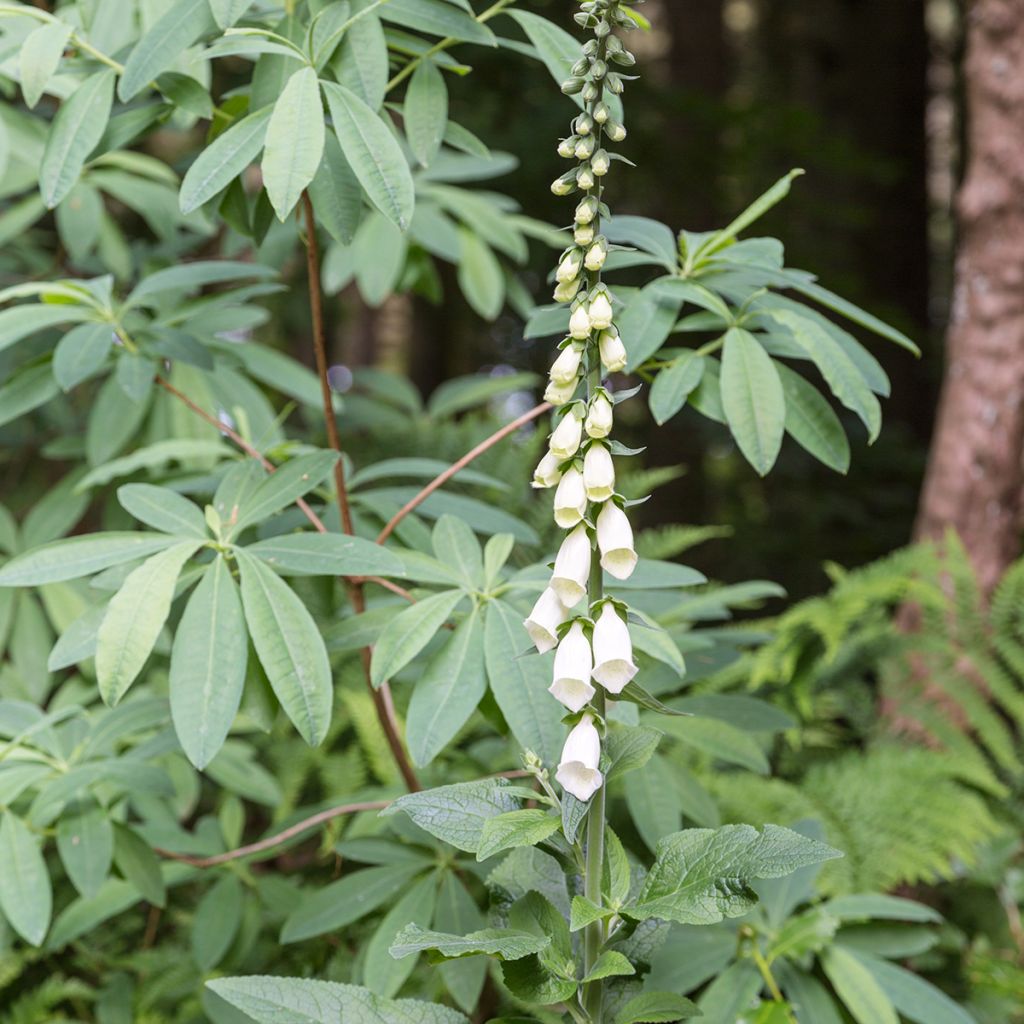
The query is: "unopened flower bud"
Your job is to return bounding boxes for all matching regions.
[591,604,638,693]
[550,343,583,387]
[612,49,636,67]
[574,223,595,246]
[606,73,624,95]
[588,292,614,331]
[557,250,583,284]
[582,81,599,103]
[569,305,592,340]
[558,137,577,159]
[575,113,594,135]
[591,59,607,79]
[550,622,596,713]
[533,451,563,489]
[544,378,578,406]
[591,150,610,177]
[575,135,596,160]
[584,240,607,272]
[575,196,599,225]
[583,442,615,502]
[556,713,603,801]
[606,121,627,143]
[551,170,578,196]
[549,409,584,460]
[593,101,611,125]
[597,501,637,579]
[525,587,569,653]
[551,524,591,606]
[554,278,581,304]
[577,164,595,190]
[585,393,614,439]
[554,466,587,528]
[599,328,627,373]
[561,77,584,96]
[571,57,589,77]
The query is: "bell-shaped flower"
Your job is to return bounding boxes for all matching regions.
[555,712,603,801]
[554,278,581,304]
[577,164,595,190]
[550,343,583,385]
[575,196,598,224]
[569,305,592,341]
[583,442,615,502]
[593,100,611,125]
[549,410,583,460]
[599,328,628,373]
[532,451,563,489]
[524,587,569,654]
[556,251,583,284]
[591,604,638,694]
[575,113,594,136]
[554,466,587,528]
[597,501,638,579]
[606,121,628,143]
[574,135,596,160]
[549,621,595,712]
[585,393,614,439]
[585,240,608,272]
[574,223,596,247]
[589,292,614,331]
[557,137,577,159]
[544,378,578,406]
[551,524,591,606]
[551,172,577,196]
[591,149,610,176]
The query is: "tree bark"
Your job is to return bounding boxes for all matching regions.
[915,0,1024,595]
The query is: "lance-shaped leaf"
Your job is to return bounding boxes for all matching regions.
[96,541,200,705]
[390,923,548,962]
[308,131,363,244]
[820,946,899,1024]
[614,991,702,1024]
[650,351,705,425]
[170,556,248,769]
[244,532,404,577]
[624,824,842,925]
[721,327,785,476]
[475,809,561,862]
[369,588,465,687]
[56,800,114,900]
[777,362,850,474]
[20,20,72,109]
[405,57,448,167]
[236,551,332,746]
[0,811,52,946]
[53,322,113,392]
[118,483,208,538]
[232,450,340,535]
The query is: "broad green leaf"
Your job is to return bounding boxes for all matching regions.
[620,281,685,370]
[614,991,700,1023]
[85,373,152,466]
[80,440,229,490]
[605,722,661,781]
[322,81,415,230]
[112,824,166,907]
[96,541,200,705]
[476,809,561,862]
[820,946,899,1024]
[55,182,104,262]
[625,824,842,925]
[53,322,113,391]
[391,923,548,961]
[179,106,274,214]
[407,609,485,768]
[624,752,682,853]
[659,715,770,774]
[431,514,483,587]
[207,977,468,1024]
[156,71,214,118]
[330,2,387,110]
[353,212,407,305]
[851,953,974,1024]
[433,873,487,1013]
[650,351,705,425]
[0,364,60,428]
[56,801,113,900]
[281,863,423,943]
[382,778,519,853]
[119,0,217,100]
[232,450,340,535]
[824,893,942,924]
[769,907,839,962]
[308,131,363,244]
[245,532,404,577]
[262,67,325,220]
[721,327,785,475]
[129,259,277,306]
[0,303,95,356]
[457,229,504,320]
[209,0,255,29]
[20,20,72,109]
[40,70,116,208]
[569,895,613,933]
[117,483,208,538]
[774,963,845,1024]
[698,961,764,1022]
[380,0,495,45]
[425,371,540,419]
[0,811,52,946]
[236,551,332,746]
[369,588,464,687]
[0,532,180,586]
[502,891,575,1005]
[484,600,563,766]
[170,557,248,769]
[192,874,244,970]
[776,362,850,473]
[605,215,678,269]
[405,58,448,167]
[364,873,438,997]
[115,351,156,403]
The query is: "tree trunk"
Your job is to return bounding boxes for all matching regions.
[915,0,1024,595]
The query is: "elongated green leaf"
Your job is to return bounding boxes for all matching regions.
[457,228,504,320]
[0,811,52,945]
[0,303,95,356]
[331,3,387,109]
[245,532,404,577]
[237,551,332,746]
[193,874,244,970]
[407,609,485,767]
[390,923,547,961]
[130,259,277,306]
[0,532,180,586]
[698,169,805,259]
[476,809,561,862]
[820,946,899,1024]
[40,70,116,208]
[56,800,113,900]
[776,362,850,473]
[112,824,166,907]
[281,863,423,943]
[624,752,682,853]
[850,953,973,1024]
[20,20,72,109]
[179,106,273,214]
[650,351,705,425]
[380,0,495,45]
[369,588,464,687]
[262,67,325,220]
[364,873,438,997]
[721,327,785,475]
[232,450,340,535]
[53,322,113,391]
[117,483,208,538]
[433,873,487,1013]
[170,557,247,769]
[209,0,255,29]
[308,131,363,244]
[614,991,700,1023]
[824,893,942,923]
[620,281,685,370]
[96,541,200,705]
[119,0,217,100]
[0,364,59,428]
[322,81,415,230]
[405,58,448,167]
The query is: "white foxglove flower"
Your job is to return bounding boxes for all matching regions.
[557,251,582,284]
[593,101,611,125]
[591,604,638,693]
[583,442,615,502]
[554,467,587,528]
[569,305,592,340]
[574,135,596,160]
[606,122,627,143]
[532,451,563,489]
[577,165,595,190]
[544,378,578,406]
[599,328,628,373]
[597,501,638,579]
[551,173,576,196]
[575,197,598,224]
[591,149,610,176]
[557,137,576,159]
[549,621,595,712]
[555,712,603,801]
[589,293,614,331]
[576,113,594,135]
[551,524,591,606]
[554,278,581,304]
[524,587,569,653]
[550,344,583,385]
[584,241,607,272]
[585,394,614,439]
[574,223,596,247]
[549,411,583,460]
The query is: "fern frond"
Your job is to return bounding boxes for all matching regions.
[635,523,732,560]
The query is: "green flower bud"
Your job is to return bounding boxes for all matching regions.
[575,113,595,135]
[554,278,582,304]
[581,81,599,103]
[593,101,611,125]
[551,170,579,196]
[591,59,608,79]
[575,195,599,224]
[571,57,590,77]
[606,73,624,95]
[606,121,627,143]
[584,238,608,271]
[591,149,610,177]
[561,77,585,96]
[574,223,596,246]
[557,249,584,283]
[577,164,596,190]
[575,135,596,160]
[611,49,636,67]
[558,137,577,159]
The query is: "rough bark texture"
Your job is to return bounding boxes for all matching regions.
[915,0,1024,595]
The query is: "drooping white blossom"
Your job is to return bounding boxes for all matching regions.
[589,293,614,331]
[550,524,591,606]
[533,451,564,489]
[549,621,595,712]
[583,442,615,502]
[524,587,569,654]
[550,344,583,385]
[591,604,638,693]
[569,305,593,340]
[554,466,588,528]
[549,410,584,460]
[544,378,578,406]
[599,328,628,373]
[555,712,603,801]
[585,393,614,439]
[596,501,638,579]
[557,252,583,284]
